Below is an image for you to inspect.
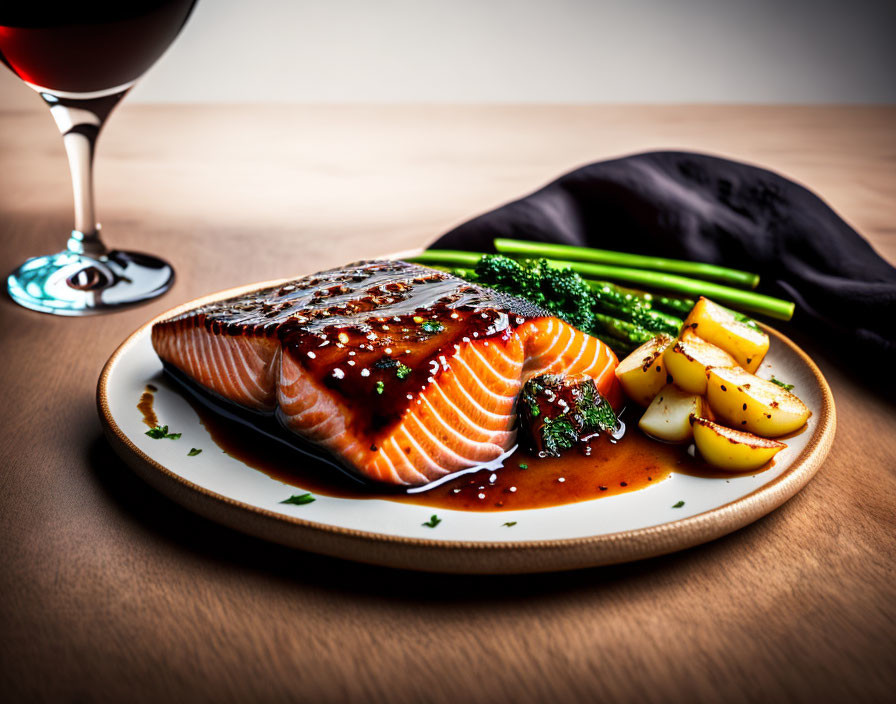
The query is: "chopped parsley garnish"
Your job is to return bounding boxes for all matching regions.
[187,448,202,456]
[145,425,181,440]
[422,514,441,528]
[540,416,578,457]
[770,376,794,391]
[502,521,517,527]
[577,382,618,432]
[586,402,618,432]
[375,380,385,394]
[395,363,412,380]
[521,377,544,418]
[518,463,528,469]
[672,500,685,508]
[421,320,444,334]
[281,493,316,505]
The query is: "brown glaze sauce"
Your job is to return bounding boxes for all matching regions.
[138,384,159,428]
[140,384,743,512]
[286,306,515,436]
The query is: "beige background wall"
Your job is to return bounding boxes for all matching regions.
[2,0,895,109]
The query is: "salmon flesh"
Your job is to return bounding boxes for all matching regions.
[152,260,620,486]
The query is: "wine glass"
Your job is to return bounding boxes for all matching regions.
[1,2,198,315]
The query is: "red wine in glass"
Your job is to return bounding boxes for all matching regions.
[1,1,198,315]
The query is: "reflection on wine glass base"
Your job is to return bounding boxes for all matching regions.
[7,247,174,316]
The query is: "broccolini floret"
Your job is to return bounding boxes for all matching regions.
[540,416,578,457]
[575,378,619,433]
[473,254,529,291]
[473,255,595,333]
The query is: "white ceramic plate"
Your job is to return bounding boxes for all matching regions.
[98,279,835,574]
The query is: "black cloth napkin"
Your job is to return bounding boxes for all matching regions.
[433,151,896,363]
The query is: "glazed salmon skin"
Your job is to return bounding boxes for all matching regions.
[152,260,620,486]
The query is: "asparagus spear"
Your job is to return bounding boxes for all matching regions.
[493,238,760,289]
[585,282,683,332]
[644,293,696,317]
[592,313,656,347]
[412,250,483,268]
[589,278,696,316]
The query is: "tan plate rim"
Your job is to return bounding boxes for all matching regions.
[97,273,836,574]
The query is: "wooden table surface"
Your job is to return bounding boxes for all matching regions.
[1,104,894,703]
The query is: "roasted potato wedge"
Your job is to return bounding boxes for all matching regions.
[663,329,737,394]
[692,417,786,472]
[638,384,709,443]
[682,297,769,372]
[615,334,674,406]
[705,366,809,437]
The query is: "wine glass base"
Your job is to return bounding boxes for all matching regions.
[7,250,174,316]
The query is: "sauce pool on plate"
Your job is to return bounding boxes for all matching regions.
[139,383,747,511]
[138,384,159,428]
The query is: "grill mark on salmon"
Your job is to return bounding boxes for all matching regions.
[152,260,620,486]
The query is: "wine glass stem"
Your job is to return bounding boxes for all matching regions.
[63,128,104,255]
[42,90,128,258]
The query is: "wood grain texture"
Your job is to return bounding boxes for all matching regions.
[0,105,894,703]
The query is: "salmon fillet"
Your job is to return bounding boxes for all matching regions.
[152,260,620,486]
